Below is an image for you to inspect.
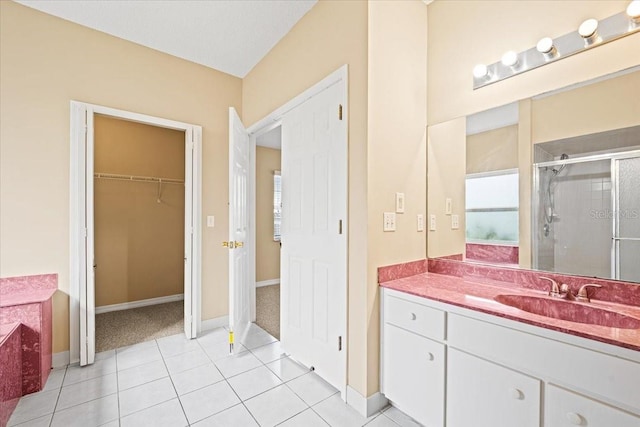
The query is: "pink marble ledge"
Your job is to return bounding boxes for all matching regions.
[380,271,640,352]
[378,259,428,283]
[0,274,57,307]
[0,323,22,427]
[466,243,519,265]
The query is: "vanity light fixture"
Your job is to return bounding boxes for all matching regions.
[627,0,640,22]
[473,64,489,79]
[536,37,556,59]
[578,18,599,44]
[501,51,519,67]
[473,1,640,89]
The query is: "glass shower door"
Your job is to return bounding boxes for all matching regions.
[614,156,640,282]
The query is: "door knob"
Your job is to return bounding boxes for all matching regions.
[222,241,235,249]
[235,241,244,248]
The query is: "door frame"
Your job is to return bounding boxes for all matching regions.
[246,65,349,397]
[69,101,203,365]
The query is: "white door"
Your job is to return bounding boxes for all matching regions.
[184,128,197,338]
[228,107,251,352]
[280,82,347,391]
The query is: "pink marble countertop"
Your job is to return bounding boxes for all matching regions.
[0,323,21,346]
[381,271,640,352]
[0,288,56,308]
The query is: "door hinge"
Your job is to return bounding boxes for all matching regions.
[338,336,343,351]
[338,104,343,121]
[338,220,343,235]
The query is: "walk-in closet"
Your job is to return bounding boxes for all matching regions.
[93,114,185,351]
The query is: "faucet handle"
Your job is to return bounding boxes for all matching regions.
[540,277,561,297]
[576,284,602,302]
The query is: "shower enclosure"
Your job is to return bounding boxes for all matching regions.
[533,151,640,282]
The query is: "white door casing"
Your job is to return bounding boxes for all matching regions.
[280,81,347,392]
[70,101,202,365]
[228,107,252,352]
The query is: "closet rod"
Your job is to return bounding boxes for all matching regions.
[94,173,184,185]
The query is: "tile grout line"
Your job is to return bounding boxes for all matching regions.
[155,337,190,426]
[47,366,67,427]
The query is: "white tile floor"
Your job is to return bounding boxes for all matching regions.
[8,324,419,427]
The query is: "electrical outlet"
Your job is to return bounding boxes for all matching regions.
[396,192,405,213]
[429,214,437,231]
[451,214,459,229]
[417,214,424,232]
[207,216,215,228]
[445,198,452,215]
[383,212,396,232]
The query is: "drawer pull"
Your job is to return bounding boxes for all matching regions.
[565,412,584,425]
[509,388,524,400]
[409,312,417,320]
[427,352,434,361]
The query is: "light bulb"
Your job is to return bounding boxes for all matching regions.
[473,64,488,79]
[578,18,599,38]
[536,37,555,54]
[501,51,518,67]
[627,0,640,20]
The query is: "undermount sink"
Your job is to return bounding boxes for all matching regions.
[494,294,640,329]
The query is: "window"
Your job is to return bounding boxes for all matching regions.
[273,171,281,241]
[466,170,519,244]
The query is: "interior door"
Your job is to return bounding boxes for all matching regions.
[184,128,195,338]
[280,82,347,392]
[81,107,96,366]
[228,107,251,352]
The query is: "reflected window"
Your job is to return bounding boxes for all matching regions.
[466,170,519,244]
[274,171,281,241]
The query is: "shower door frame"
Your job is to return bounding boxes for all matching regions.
[532,149,640,280]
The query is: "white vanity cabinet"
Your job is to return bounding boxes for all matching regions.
[447,348,541,427]
[381,293,446,427]
[380,287,640,427]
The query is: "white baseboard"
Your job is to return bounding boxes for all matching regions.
[346,386,389,418]
[201,315,229,332]
[95,294,184,314]
[52,351,70,368]
[256,279,280,288]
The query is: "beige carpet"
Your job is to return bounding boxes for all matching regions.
[256,284,280,340]
[95,301,183,352]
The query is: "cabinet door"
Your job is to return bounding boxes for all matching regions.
[546,384,640,427]
[383,323,445,427]
[447,348,541,427]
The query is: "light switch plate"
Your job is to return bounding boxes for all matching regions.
[396,193,405,213]
[383,212,396,232]
[417,214,424,232]
[451,214,459,230]
[445,198,452,215]
[429,214,437,231]
[207,216,215,228]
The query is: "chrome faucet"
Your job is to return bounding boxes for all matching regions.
[540,277,562,297]
[575,284,602,302]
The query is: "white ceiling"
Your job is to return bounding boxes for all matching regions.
[15,0,317,78]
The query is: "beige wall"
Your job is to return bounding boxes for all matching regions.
[427,118,466,258]
[427,1,640,126]
[255,147,281,283]
[366,0,427,396]
[243,0,371,396]
[243,0,427,397]
[0,1,242,353]
[94,116,185,307]
[466,125,518,174]
[532,71,640,144]
[518,100,533,268]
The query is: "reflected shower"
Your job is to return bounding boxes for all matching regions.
[543,153,569,237]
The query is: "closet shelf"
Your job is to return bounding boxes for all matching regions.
[94,173,184,185]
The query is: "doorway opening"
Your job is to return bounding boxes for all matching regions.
[254,125,282,340]
[93,115,186,352]
[70,102,202,366]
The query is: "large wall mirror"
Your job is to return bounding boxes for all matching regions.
[427,66,640,283]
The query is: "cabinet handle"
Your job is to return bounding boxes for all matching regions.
[565,412,584,425]
[509,388,524,400]
[409,313,417,320]
[427,352,434,361]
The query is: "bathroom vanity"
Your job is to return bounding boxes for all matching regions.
[379,262,640,427]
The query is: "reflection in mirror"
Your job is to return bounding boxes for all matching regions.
[429,67,640,283]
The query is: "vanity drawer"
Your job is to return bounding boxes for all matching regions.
[384,294,445,341]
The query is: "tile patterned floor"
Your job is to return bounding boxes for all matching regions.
[8,324,420,427]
